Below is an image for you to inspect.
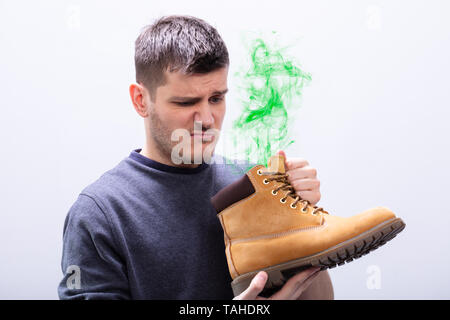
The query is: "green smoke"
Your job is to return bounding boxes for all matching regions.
[231,34,311,168]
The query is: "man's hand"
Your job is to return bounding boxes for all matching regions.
[276,150,321,206]
[233,267,322,300]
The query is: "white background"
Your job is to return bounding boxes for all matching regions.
[1,0,449,299]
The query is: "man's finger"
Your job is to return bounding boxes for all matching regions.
[275,150,310,171]
[290,178,320,191]
[285,158,309,170]
[295,190,321,205]
[287,166,317,180]
[234,271,267,300]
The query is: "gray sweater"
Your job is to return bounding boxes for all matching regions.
[58,149,249,299]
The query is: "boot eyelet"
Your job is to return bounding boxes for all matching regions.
[280,198,287,204]
[263,179,269,184]
[271,190,278,195]
[257,169,262,176]
[301,207,308,213]
[290,203,297,209]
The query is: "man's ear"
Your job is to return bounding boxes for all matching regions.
[129,83,149,118]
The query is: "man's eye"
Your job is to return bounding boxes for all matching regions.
[175,101,195,106]
[210,96,224,104]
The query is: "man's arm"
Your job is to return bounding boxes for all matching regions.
[58,194,130,299]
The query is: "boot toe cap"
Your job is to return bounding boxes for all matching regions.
[353,206,397,232]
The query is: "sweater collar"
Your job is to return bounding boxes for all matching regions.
[129,149,210,174]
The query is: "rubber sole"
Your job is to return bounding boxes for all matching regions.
[231,217,406,297]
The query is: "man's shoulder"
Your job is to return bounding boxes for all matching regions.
[65,193,104,226]
[65,158,133,228]
[80,157,134,200]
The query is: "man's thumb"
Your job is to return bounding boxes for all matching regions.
[275,150,289,170]
[276,150,287,159]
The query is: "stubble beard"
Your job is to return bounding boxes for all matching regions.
[148,107,176,164]
[148,106,221,165]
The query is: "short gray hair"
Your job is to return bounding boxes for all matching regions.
[134,15,229,99]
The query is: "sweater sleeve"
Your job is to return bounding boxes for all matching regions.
[58,194,130,300]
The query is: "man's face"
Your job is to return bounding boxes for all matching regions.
[144,67,228,165]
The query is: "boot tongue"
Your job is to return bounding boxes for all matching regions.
[261,154,286,174]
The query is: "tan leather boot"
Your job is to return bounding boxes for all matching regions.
[211,155,405,297]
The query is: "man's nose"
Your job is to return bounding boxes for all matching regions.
[194,102,214,127]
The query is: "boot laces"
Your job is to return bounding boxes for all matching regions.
[264,172,328,215]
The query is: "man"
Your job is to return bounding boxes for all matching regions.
[58,15,333,300]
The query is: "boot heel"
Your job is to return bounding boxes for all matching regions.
[231,264,313,298]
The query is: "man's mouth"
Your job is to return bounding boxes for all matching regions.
[191,132,215,141]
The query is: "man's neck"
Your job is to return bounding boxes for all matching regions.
[139,145,200,169]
